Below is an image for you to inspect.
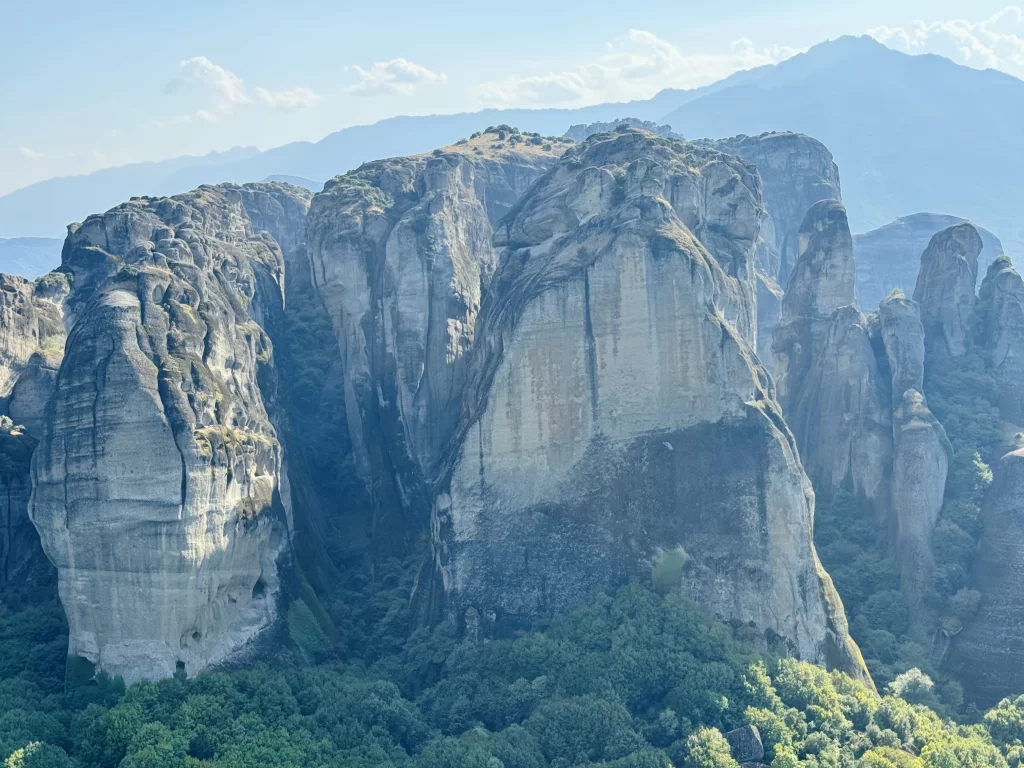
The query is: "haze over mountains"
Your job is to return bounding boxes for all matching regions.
[3,35,1022,258]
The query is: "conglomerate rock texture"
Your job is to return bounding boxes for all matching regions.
[772,200,890,505]
[853,213,1003,313]
[913,223,983,360]
[427,130,867,680]
[305,137,561,553]
[28,182,310,682]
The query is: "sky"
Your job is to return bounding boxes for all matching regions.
[2,0,1023,197]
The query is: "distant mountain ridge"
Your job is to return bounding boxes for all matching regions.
[0,238,63,279]
[4,35,1024,259]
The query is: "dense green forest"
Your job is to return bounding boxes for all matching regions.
[5,558,1024,768]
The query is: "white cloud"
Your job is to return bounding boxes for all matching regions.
[176,56,250,112]
[346,58,448,95]
[255,86,323,110]
[472,30,800,107]
[870,6,1024,77]
[18,146,44,160]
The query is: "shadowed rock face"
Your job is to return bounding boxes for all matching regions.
[429,130,867,681]
[29,183,310,683]
[711,133,842,366]
[976,258,1024,424]
[773,200,890,505]
[878,296,949,612]
[305,139,560,553]
[913,223,983,360]
[949,447,1024,705]
[853,213,1003,313]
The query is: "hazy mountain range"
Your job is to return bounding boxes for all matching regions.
[2,35,1022,257]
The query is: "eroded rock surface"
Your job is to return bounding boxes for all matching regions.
[773,200,890,504]
[948,447,1024,705]
[913,224,983,360]
[878,296,949,610]
[976,257,1024,425]
[712,133,842,365]
[854,213,1003,313]
[430,130,866,680]
[29,183,310,682]
[305,137,561,552]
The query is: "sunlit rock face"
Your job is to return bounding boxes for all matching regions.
[913,223,982,361]
[428,130,867,682]
[305,138,559,553]
[772,200,891,507]
[29,183,310,683]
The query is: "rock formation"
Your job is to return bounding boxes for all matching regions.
[853,213,1004,313]
[0,273,66,408]
[29,182,310,682]
[878,294,949,607]
[975,257,1024,425]
[0,420,40,588]
[305,136,561,552]
[913,224,983,360]
[428,130,866,680]
[712,133,842,365]
[772,200,891,504]
[948,446,1024,704]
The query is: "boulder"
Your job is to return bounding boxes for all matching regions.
[726,725,765,764]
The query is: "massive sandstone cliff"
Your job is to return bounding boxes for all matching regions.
[853,213,1003,313]
[975,257,1024,424]
[29,182,310,682]
[772,200,890,505]
[426,130,866,680]
[712,133,842,365]
[304,135,561,553]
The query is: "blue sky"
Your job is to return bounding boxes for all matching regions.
[1,0,1021,196]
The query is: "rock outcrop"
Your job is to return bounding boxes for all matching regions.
[712,133,842,365]
[0,273,66,408]
[878,294,949,608]
[29,182,310,682]
[429,130,866,680]
[913,224,983,360]
[853,213,1004,312]
[305,136,561,552]
[948,446,1024,704]
[772,200,890,504]
[975,257,1024,425]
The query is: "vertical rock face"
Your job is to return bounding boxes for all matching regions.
[853,213,1003,313]
[773,200,891,504]
[948,447,1024,705]
[976,257,1024,424]
[430,130,866,680]
[0,422,39,588]
[879,294,949,607]
[29,183,310,683]
[0,273,66,406]
[712,133,842,366]
[305,138,560,551]
[913,223,983,360]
